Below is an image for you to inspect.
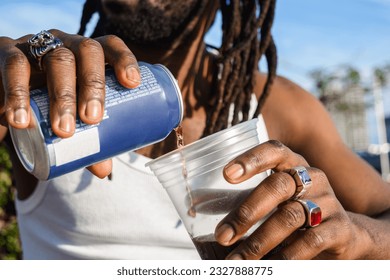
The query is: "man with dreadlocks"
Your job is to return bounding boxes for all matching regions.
[0,0,390,260]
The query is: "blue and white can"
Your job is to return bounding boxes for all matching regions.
[9,62,183,180]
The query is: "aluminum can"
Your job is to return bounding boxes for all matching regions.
[9,62,183,180]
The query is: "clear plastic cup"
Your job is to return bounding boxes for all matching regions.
[146,118,269,259]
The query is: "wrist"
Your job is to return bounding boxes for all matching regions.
[347,211,388,259]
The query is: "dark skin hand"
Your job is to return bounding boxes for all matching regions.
[217,141,358,259]
[211,74,390,260]
[0,30,141,179]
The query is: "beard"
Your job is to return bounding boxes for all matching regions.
[102,0,202,46]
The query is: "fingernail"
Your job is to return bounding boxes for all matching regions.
[126,66,141,85]
[14,108,28,124]
[86,99,102,121]
[227,254,243,260]
[59,113,74,133]
[225,163,244,180]
[215,224,235,245]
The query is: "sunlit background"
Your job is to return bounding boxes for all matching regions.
[0,0,390,157]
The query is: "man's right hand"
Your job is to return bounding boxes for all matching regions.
[0,30,141,178]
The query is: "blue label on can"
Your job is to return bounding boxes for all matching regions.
[21,62,183,179]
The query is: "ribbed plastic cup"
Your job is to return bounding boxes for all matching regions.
[146,118,269,259]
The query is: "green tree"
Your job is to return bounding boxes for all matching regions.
[0,143,21,260]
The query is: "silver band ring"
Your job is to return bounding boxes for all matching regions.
[27,30,63,70]
[288,166,312,200]
[296,199,322,229]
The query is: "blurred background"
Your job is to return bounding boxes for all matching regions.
[0,0,390,259]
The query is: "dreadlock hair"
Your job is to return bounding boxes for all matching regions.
[205,0,277,135]
[78,0,106,38]
[78,0,277,137]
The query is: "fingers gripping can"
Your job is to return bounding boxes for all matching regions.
[9,62,183,180]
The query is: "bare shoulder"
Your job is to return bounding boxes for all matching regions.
[254,72,343,150]
[253,74,390,214]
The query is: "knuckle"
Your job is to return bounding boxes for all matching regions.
[2,52,29,69]
[103,35,137,64]
[312,167,328,183]
[234,204,254,226]
[5,85,28,100]
[244,239,264,257]
[46,47,75,66]
[265,173,291,199]
[278,252,291,260]
[239,149,265,170]
[315,169,330,190]
[80,72,105,92]
[311,167,334,196]
[267,139,285,150]
[332,212,351,236]
[125,53,138,66]
[278,249,302,260]
[267,139,289,159]
[5,84,29,106]
[0,36,10,42]
[48,28,60,35]
[303,230,325,250]
[97,34,126,54]
[319,215,352,258]
[104,34,124,45]
[279,203,305,228]
[50,87,76,104]
[295,153,306,164]
[79,38,103,53]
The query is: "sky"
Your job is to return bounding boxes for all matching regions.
[0,0,390,143]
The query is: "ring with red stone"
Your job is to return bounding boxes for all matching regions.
[296,199,322,229]
[287,166,312,200]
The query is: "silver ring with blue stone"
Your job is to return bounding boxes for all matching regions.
[288,166,312,200]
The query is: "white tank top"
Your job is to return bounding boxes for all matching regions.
[15,115,269,260]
